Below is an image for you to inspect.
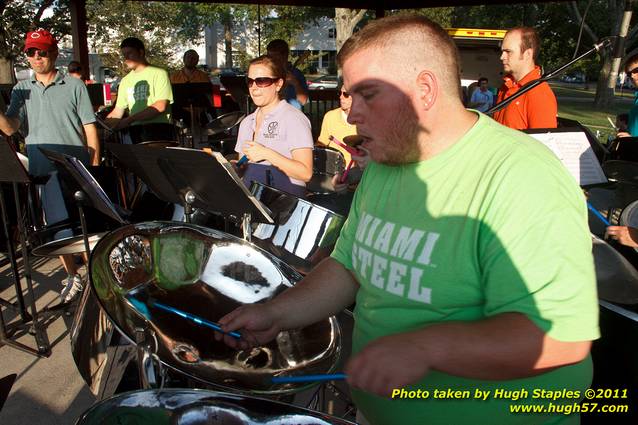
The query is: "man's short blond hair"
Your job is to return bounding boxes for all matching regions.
[336,14,461,98]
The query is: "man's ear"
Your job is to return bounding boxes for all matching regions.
[416,70,437,111]
[523,48,534,63]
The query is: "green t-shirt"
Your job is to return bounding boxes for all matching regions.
[331,113,600,425]
[115,65,173,125]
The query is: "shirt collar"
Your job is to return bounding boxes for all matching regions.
[503,66,542,89]
[30,69,65,86]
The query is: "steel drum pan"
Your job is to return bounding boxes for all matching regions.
[89,222,342,395]
[250,182,346,274]
[76,388,356,424]
[307,147,346,194]
[593,234,638,304]
[32,232,106,257]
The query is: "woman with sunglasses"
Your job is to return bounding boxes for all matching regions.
[234,55,313,197]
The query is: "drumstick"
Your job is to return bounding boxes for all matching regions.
[340,160,354,184]
[329,135,363,156]
[128,295,242,339]
[271,373,347,384]
[237,155,249,166]
[150,300,242,339]
[587,201,611,226]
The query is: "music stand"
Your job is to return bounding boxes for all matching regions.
[106,144,272,237]
[0,139,50,357]
[172,83,213,148]
[159,147,272,232]
[220,75,250,113]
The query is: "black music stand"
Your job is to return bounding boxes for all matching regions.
[220,75,250,112]
[0,139,50,357]
[39,148,126,248]
[106,144,272,237]
[172,83,213,148]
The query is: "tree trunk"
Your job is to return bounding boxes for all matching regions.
[224,18,233,68]
[594,51,615,109]
[591,0,632,110]
[0,56,16,85]
[335,8,367,53]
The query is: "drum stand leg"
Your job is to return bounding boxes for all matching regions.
[134,327,162,389]
[0,186,30,322]
[0,184,50,357]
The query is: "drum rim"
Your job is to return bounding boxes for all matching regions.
[76,387,357,424]
[251,182,346,219]
[88,221,341,395]
[32,232,107,257]
[620,200,638,226]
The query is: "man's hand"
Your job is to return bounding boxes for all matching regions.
[345,331,431,398]
[216,303,281,350]
[606,225,638,248]
[331,174,349,192]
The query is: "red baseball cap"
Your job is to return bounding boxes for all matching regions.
[24,29,57,52]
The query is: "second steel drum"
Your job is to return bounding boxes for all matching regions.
[75,388,356,424]
[89,222,342,395]
[250,182,346,274]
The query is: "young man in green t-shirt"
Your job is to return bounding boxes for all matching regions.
[106,37,173,143]
[217,15,599,425]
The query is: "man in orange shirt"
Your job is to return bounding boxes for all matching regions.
[493,27,557,130]
[170,50,210,84]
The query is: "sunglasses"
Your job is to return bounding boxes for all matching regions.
[628,67,638,76]
[340,91,350,98]
[26,48,51,58]
[246,77,278,88]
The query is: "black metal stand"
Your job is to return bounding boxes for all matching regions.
[0,140,50,357]
[107,144,272,226]
[487,37,613,115]
[0,185,30,322]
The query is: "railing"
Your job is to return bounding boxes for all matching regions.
[303,89,340,139]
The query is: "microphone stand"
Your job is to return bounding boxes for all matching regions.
[486,38,613,115]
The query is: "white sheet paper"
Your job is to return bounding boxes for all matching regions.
[528,131,607,186]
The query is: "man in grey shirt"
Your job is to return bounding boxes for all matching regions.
[0,29,100,303]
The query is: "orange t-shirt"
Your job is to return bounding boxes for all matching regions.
[493,66,557,130]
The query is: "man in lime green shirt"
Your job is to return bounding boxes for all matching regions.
[106,37,173,143]
[217,15,599,425]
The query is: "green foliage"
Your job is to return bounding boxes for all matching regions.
[0,0,71,63]
[86,0,185,76]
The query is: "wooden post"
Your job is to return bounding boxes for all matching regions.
[70,0,90,81]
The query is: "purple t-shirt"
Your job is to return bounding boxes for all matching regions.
[236,100,313,187]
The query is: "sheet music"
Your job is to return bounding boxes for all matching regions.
[210,151,274,223]
[527,131,607,186]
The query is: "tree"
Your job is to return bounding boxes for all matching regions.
[334,8,367,52]
[569,0,635,109]
[0,0,71,84]
[86,0,184,76]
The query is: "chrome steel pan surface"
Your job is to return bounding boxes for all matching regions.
[250,183,345,274]
[75,388,356,424]
[89,222,341,394]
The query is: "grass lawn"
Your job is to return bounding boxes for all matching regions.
[551,84,634,143]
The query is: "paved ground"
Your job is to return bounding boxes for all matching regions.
[0,251,356,424]
[0,254,95,424]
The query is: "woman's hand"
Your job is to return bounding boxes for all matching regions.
[243,141,272,163]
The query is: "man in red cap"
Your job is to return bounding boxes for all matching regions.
[0,29,100,303]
